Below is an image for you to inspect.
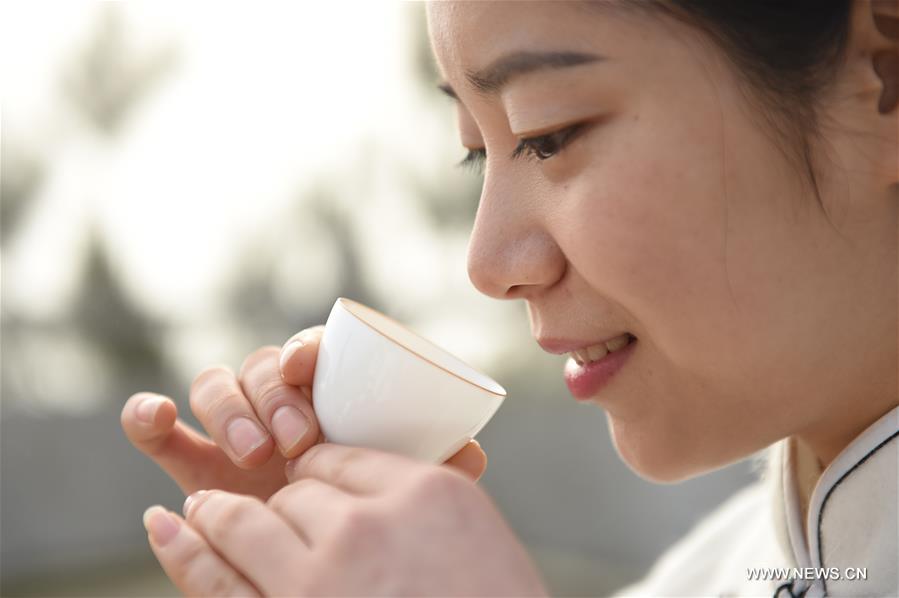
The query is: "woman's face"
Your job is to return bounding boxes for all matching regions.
[427,1,897,481]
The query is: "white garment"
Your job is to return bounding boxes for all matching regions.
[613,406,899,598]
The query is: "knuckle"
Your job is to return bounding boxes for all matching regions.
[207,498,262,543]
[325,504,389,563]
[337,445,368,466]
[291,443,354,485]
[336,505,383,543]
[195,390,247,422]
[254,377,289,413]
[239,346,279,376]
[266,486,289,510]
[173,536,208,577]
[268,478,316,509]
[406,467,464,501]
[327,447,368,488]
[190,366,231,397]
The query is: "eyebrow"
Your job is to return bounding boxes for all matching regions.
[437,50,604,98]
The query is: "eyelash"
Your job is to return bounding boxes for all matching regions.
[457,148,487,174]
[455,123,586,175]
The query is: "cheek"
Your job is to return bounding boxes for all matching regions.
[553,112,803,479]
[559,115,745,365]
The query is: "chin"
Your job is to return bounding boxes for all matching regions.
[606,414,712,484]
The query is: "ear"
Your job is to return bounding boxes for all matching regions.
[840,1,898,190]
[850,0,899,114]
[871,1,899,194]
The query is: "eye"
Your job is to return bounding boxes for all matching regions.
[510,123,586,162]
[456,147,486,175]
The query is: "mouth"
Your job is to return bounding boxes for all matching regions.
[536,332,637,357]
[566,332,636,365]
[559,333,638,401]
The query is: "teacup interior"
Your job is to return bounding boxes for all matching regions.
[338,298,506,397]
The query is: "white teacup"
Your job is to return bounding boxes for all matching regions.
[311,297,506,463]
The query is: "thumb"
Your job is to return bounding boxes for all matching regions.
[279,325,325,387]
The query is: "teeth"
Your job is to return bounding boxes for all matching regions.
[605,334,631,353]
[568,334,632,365]
[586,344,608,361]
[571,349,587,366]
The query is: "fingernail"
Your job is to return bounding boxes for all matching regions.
[136,395,165,424]
[183,490,208,518]
[226,417,268,460]
[279,340,305,373]
[271,406,309,452]
[143,506,180,546]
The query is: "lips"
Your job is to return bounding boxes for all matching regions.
[562,337,637,400]
[536,331,638,399]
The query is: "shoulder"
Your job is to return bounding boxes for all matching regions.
[612,480,787,597]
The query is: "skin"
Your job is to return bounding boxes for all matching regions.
[124,329,536,594]
[142,445,546,597]
[125,1,898,594]
[121,328,488,500]
[431,0,897,480]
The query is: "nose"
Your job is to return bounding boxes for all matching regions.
[466,177,566,300]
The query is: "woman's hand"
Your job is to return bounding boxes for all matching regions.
[121,326,488,500]
[142,443,548,597]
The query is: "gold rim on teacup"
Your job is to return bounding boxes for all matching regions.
[336,297,506,398]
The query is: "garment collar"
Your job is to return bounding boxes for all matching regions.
[771,405,898,597]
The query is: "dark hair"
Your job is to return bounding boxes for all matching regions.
[630,0,854,218]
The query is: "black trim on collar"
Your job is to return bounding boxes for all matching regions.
[773,579,811,597]
[815,430,899,596]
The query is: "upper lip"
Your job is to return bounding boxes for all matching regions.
[537,334,633,355]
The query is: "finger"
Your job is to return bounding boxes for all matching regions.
[267,478,353,544]
[285,443,425,494]
[278,325,325,386]
[442,440,488,481]
[238,347,321,458]
[190,366,275,468]
[183,490,308,596]
[143,506,260,597]
[122,393,237,494]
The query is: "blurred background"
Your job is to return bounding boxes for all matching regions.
[1,3,758,596]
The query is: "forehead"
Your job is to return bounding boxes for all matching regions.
[426,1,633,89]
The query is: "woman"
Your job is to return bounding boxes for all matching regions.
[122,1,898,596]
